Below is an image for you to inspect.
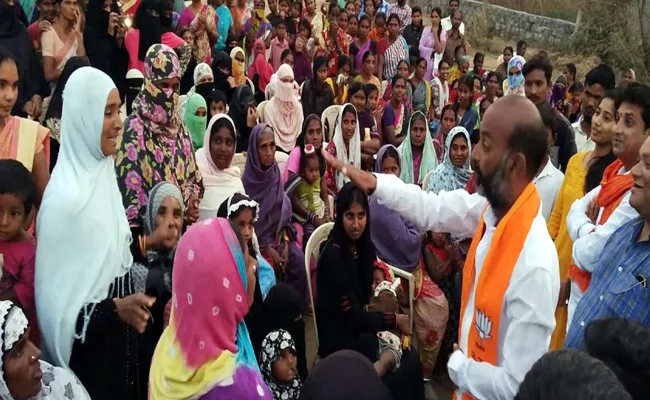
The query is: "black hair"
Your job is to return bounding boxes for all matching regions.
[276,19,287,28]
[391,73,406,88]
[210,115,236,141]
[348,81,365,98]
[522,54,553,83]
[449,0,459,4]
[338,55,352,70]
[565,63,577,79]
[380,146,400,171]
[359,14,371,26]
[299,18,312,36]
[363,83,379,97]
[416,57,426,67]
[341,103,357,121]
[297,114,326,176]
[361,50,375,63]
[569,81,584,93]
[537,103,557,133]
[585,318,650,399]
[0,160,37,219]
[536,50,548,60]
[334,182,371,246]
[210,89,227,104]
[515,350,632,400]
[375,11,386,23]
[441,103,457,121]
[0,46,17,72]
[584,89,618,192]
[411,5,421,14]
[516,40,527,49]
[584,64,616,91]
[299,145,321,176]
[458,74,474,93]
[616,82,650,130]
[431,7,443,40]
[473,52,484,63]
[503,46,514,55]
[387,13,399,26]
[453,45,465,59]
[485,70,503,89]
[472,75,482,92]
[507,117,548,179]
[312,56,327,80]
[281,48,292,61]
[438,58,450,71]
[328,2,339,15]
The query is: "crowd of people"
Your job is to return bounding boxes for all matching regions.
[0,0,649,398]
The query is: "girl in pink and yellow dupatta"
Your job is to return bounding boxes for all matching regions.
[149,218,273,400]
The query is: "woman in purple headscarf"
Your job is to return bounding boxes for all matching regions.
[242,124,309,311]
[369,144,449,381]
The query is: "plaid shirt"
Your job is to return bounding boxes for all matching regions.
[387,3,411,33]
[564,217,650,349]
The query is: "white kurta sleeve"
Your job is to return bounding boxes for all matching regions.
[372,173,486,237]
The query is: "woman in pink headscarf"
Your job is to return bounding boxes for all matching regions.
[248,39,274,96]
[263,64,304,153]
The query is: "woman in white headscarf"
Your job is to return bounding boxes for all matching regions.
[324,104,361,194]
[196,113,245,220]
[178,62,214,117]
[426,126,472,194]
[0,300,90,400]
[263,64,304,153]
[35,67,154,400]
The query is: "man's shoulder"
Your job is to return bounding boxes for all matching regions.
[519,214,559,271]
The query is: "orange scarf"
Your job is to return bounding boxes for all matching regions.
[567,159,633,292]
[455,182,540,399]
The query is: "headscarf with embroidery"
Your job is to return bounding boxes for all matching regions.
[0,301,91,400]
[506,55,526,97]
[149,218,272,399]
[427,126,472,194]
[398,111,438,185]
[116,44,203,227]
[230,46,248,86]
[260,329,301,400]
[264,64,304,152]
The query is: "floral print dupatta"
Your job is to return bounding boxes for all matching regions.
[116,44,203,227]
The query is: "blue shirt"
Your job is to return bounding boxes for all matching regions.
[564,217,650,349]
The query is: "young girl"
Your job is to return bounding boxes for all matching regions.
[287,144,330,244]
[349,82,380,166]
[454,74,478,134]
[364,83,383,142]
[433,104,458,163]
[325,55,352,105]
[292,35,312,85]
[260,329,301,400]
[0,160,38,343]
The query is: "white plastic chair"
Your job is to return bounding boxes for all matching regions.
[321,105,341,141]
[275,151,289,173]
[232,153,246,177]
[246,77,256,93]
[304,222,334,366]
[382,259,415,333]
[257,100,268,123]
[421,170,434,191]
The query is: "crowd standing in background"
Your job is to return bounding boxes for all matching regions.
[0,0,650,398]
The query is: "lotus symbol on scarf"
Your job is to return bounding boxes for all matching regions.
[475,309,493,342]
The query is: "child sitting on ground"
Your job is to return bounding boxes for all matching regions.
[0,160,38,343]
[260,329,301,400]
[287,144,330,245]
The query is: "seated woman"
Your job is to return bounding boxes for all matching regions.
[453,74,478,134]
[36,67,155,399]
[242,124,309,311]
[315,182,423,399]
[0,300,90,400]
[324,56,352,105]
[348,82,381,167]
[381,60,413,112]
[0,161,38,343]
[427,126,471,194]
[325,105,362,195]
[369,146,449,380]
[432,104,458,164]
[0,49,50,204]
[398,111,438,186]
[381,74,409,147]
[300,56,335,119]
[149,218,273,399]
[196,114,245,220]
[354,51,381,90]
[229,85,259,153]
[183,93,208,149]
[264,64,304,153]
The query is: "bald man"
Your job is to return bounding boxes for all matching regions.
[323,96,560,399]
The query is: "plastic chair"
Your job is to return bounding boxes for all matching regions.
[382,260,415,333]
[257,100,268,123]
[275,151,289,174]
[321,105,341,142]
[421,170,434,191]
[304,222,334,365]
[232,153,246,177]
[246,77,256,93]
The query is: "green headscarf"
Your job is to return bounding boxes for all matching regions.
[398,111,438,185]
[184,93,207,149]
